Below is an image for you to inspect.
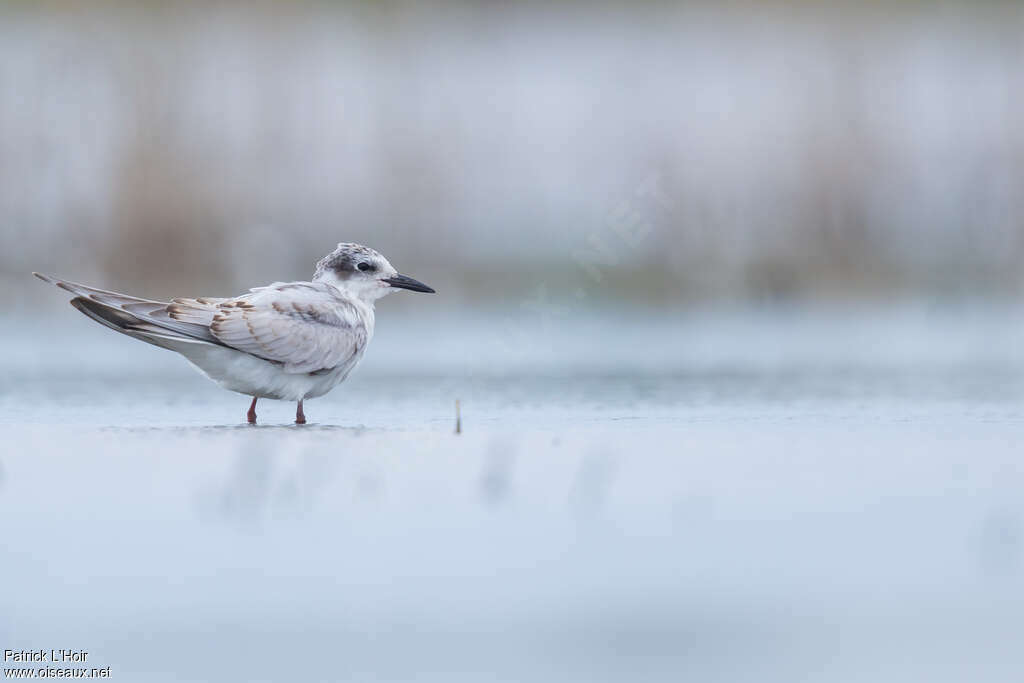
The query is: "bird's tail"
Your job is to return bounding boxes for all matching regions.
[64,296,187,352]
[34,272,218,352]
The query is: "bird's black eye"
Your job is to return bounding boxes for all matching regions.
[357,262,375,272]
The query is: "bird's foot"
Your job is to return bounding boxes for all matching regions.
[247,397,258,424]
[295,400,306,425]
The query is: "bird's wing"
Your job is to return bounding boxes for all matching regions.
[205,283,368,374]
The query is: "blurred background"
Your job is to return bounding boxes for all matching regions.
[4,2,1024,682]
[4,0,1024,306]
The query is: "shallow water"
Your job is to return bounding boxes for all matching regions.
[2,307,1023,681]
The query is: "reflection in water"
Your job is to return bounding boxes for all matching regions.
[356,471,383,501]
[977,509,1023,576]
[105,424,364,434]
[569,451,616,521]
[195,440,340,529]
[218,444,273,528]
[480,439,516,505]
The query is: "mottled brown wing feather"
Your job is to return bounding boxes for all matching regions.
[207,284,367,374]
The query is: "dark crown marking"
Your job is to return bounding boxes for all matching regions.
[313,243,382,280]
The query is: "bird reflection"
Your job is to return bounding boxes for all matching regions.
[570,451,616,522]
[977,509,1022,576]
[480,440,516,505]
[196,441,338,529]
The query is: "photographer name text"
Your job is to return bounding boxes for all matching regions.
[4,651,90,664]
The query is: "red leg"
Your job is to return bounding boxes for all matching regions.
[295,400,306,425]
[247,397,258,424]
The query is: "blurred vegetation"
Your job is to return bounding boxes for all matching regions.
[3,0,1024,305]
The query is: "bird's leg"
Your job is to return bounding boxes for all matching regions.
[295,400,306,425]
[247,397,258,424]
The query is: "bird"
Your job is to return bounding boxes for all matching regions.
[34,242,435,425]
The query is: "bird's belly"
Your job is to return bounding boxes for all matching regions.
[179,345,353,401]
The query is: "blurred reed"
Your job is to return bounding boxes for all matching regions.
[2,0,1023,305]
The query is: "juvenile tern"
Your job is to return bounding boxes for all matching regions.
[35,243,434,424]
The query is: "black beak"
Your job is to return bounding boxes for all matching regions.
[385,274,435,293]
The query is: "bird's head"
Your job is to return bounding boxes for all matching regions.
[313,243,435,301]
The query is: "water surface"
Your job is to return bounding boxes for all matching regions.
[1,308,1022,681]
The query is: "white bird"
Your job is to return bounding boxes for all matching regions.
[35,243,435,424]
